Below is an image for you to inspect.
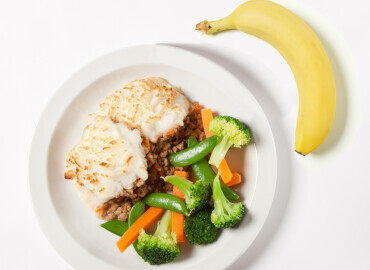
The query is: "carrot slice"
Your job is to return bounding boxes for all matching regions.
[173,186,184,200]
[226,172,242,187]
[172,210,185,243]
[172,171,187,243]
[201,109,233,184]
[116,207,165,252]
[219,160,233,184]
[174,171,189,179]
[201,109,214,138]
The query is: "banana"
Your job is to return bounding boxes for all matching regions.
[196,0,336,155]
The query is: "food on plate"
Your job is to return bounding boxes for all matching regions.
[100,220,128,237]
[201,109,234,184]
[65,75,253,265]
[100,77,190,142]
[100,203,146,243]
[64,114,148,216]
[117,206,166,252]
[128,202,146,254]
[65,77,204,221]
[187,136,239,200]
[196,0,336,155]
[211,172,246,228]
[171,171,187,243]
[128,201,146,227]
[227,172,242,187]
[143,193,188,215]
[164,175,211,214]
[183,206,219,245]
[115,120,250,264]
[208,116,251,167]
[168,135,219,166]
[136,210,180,265]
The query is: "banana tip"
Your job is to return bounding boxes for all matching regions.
[295,150,306,156]
[195,21,211,34]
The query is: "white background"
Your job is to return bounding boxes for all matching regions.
[1,0,369,269]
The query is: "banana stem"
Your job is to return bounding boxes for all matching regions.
[195,15,235,35]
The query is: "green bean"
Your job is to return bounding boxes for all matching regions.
[100,202,146,237]
[100,220,128,236]
[187,136,199,148]
[129,201,146,251]
[143,193,188,215]
[188,136,239,201]
[168,135,219,166]
[129,201,146,227]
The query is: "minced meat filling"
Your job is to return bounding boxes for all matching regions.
[97,103,205,221]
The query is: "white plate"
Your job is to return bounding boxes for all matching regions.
[29,44,277,270]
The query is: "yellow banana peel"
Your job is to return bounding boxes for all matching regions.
[196,0,336,155]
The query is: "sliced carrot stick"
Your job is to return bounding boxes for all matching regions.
[174,171,189,179]
[226,172,242,187]
[219,160,233,184]
[201,109,214,138]
[116,207,165,252]
[173,186,184,200]
[172,171,187,243]
[201,109,233,184]
[172,211,185,243]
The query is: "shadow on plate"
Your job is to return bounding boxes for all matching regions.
[174,241,195,263]
[160,42,293,269]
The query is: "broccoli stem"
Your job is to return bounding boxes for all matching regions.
[211,172,246,228]
[164,175,193,202]
[209,137,234,167]
[154,210,172,236]
[213,172,229,211]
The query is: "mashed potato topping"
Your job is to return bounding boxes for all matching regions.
[100,77,190,142]
[64,114,148,211]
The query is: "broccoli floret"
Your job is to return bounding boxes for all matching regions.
[209,116,251,167]
[184,207,219,245]
[136,210,180,265]
[164,175,211,214]
[211,172,246,228]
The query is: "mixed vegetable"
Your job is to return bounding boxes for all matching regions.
[136,210,180,265]
[143,193,188,215]
[171,171,187,243]
[187,136,239,200]
[184,206,219,245]
[164,175,211,214]
[211,172,246,228]
[101,108,252,265]
[168,135,219,166]
[209,116,251,167]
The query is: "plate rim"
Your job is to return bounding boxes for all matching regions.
[29,44,277,270]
